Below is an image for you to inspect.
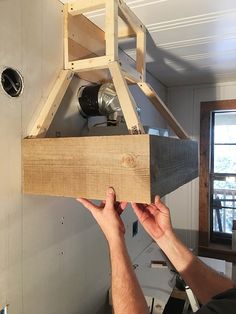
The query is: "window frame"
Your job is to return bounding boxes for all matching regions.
[199,99,236,262]
[210,111,236,244]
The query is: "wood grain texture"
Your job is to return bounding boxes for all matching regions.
[68,0,105,15]
[23,135,150,203]
[118,0,144,34]
[23,135,198,203]
[150,136,198,199]
[29,70,73,138]
[136,28,146,81]
[68,14,105,60]
[63,3,69,68]
[199,102,211,246]
[105,0,118,60]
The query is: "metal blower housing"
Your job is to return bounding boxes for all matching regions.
[77,83,122,122]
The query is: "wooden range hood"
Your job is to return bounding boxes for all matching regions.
[22,0,198,202]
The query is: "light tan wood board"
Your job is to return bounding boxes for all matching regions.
[23,135,198,203]
[29,70,74,138]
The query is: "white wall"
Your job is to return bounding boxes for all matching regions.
[0,1,167,313]
[166,81,236,248]
[0,0,23,312]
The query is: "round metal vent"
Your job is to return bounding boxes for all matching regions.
[1,67,23,97]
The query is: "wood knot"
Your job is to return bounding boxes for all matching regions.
[121,153,137,168]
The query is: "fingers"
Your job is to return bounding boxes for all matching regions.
[99,200,106,208]
[147,204,159,216]
[77,198,99,214]
[105,187,116,209]
[131,202,145,220]
[154,195,169,214]
[120,202,128,210]
[115,201,127,216]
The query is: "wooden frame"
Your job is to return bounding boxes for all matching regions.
[23,0,198,203]
[64,0,146,81]
[63,0,146,134]
[26,0,191,138]
[199,99,236,262]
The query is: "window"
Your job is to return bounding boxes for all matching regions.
[210,112,236,244]
[199,99,236,261]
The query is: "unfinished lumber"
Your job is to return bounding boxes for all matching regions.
[65,13,142,83]
[109,61,145,134]
[136,28,146,81]
[137,82,189,139]
[64,0,146,83]
[118,25,136,38]
[29,70,73,138]
[118,0,144,34]
[105,0,118,59]
[69,56,112,72]
[118,0,146,81]
[67,14,105,60]
[22,135,198,203]
[63,3,69,69]
[68,0,105,15]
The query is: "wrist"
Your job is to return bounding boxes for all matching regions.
[155,230,195,274]
[107,234,126,250]
[154,230,176,248]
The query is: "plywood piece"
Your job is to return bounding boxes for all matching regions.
[68,14,105,59]
[77,69,111,84]
[22,135,198,203]
[137,82,189,139]
[29,70,74,138]
[68,38,96,61]
[118,25,136,38]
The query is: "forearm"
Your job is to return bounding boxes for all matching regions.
[157,232,235,304]
[109,237,149,314]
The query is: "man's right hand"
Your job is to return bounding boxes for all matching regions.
[131,196,174,243]
[77,187,127,244]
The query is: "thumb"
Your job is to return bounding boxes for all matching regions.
[105,187,116,209]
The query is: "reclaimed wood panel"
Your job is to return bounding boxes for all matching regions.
[150,136,198,197]
[23,135,198,203]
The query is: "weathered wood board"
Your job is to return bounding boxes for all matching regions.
[22,135,198,203]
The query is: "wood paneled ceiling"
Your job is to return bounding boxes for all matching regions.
[60,0,236,87]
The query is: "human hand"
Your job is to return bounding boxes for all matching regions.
[77,187,127,244]
[131,196,173,243]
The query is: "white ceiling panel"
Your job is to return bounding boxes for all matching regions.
[60,0,236,86]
